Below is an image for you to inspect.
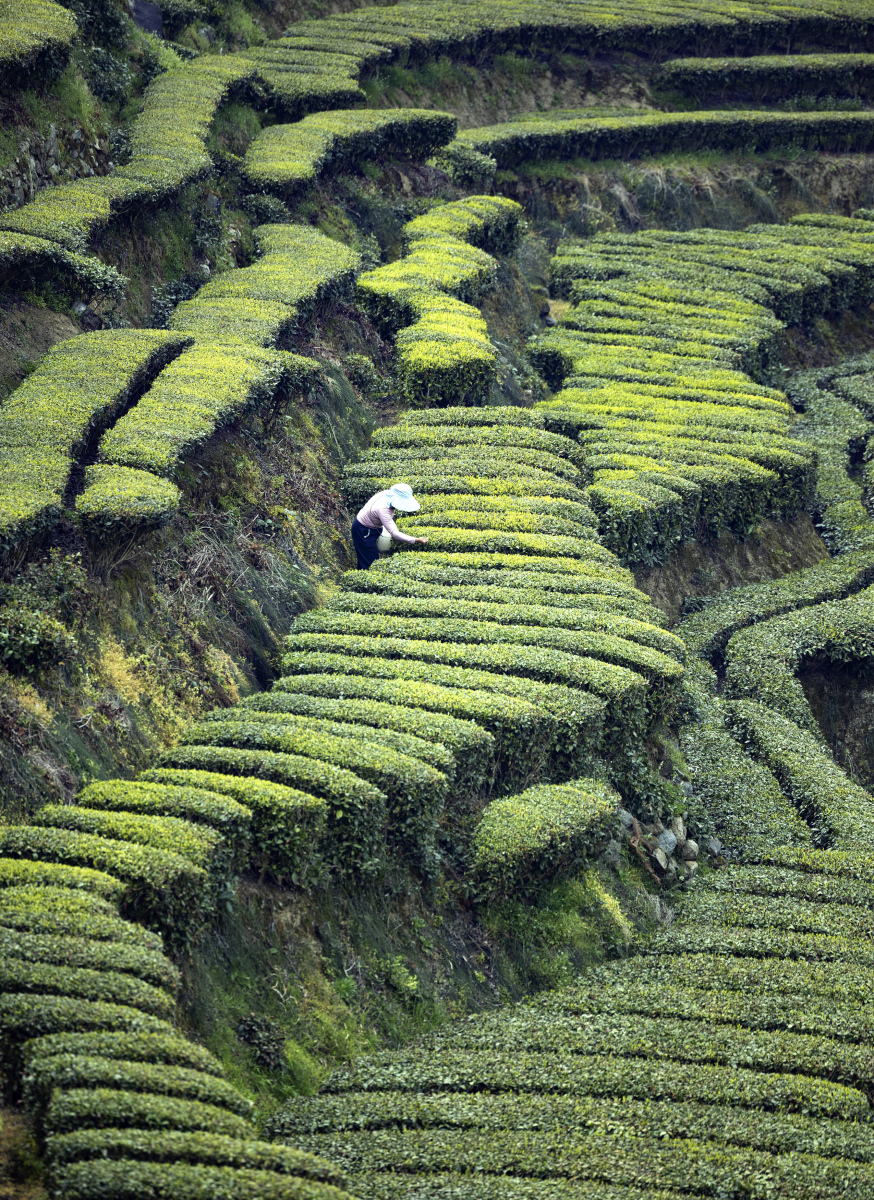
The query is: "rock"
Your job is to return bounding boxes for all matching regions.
[80,307,103,331]
[133,0,163,34]
[539,299,551,317]
[619,808,634,829]
[669,815,686,843]
[657,829,677,856]
[651,846,669,873]
[684,861,698,881]
[600,838,621,867]
[680,838,699,861]
[543,315,557,326]
[706,836,723,857]
[680,781,694,797]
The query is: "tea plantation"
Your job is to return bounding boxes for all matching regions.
[4,1,874,1197]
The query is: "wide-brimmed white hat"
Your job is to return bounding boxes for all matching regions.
[385,483,420,512]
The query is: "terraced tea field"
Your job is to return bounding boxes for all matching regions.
[4,1,874,1198]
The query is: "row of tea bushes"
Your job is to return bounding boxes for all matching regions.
[357,195,521,406]
[656,52,874,103]
[6,0,874,257]
[80,345,316,529]
[726,699,874,852]
[0,329,188,558]
[528,219,874,563]
[0,855,356,1199]
[471,779,619,900]
[677,551,874,660]
[243,109,458,199]
[0,229,125,306]
[271,846,874,1199]
[257,0,874,81]
[1,222,353,551]
[723,587,874,730]
[786,352,874,554]
[0,0,76,89]
[258,403,679,884]
[679,660,812,856]
[168,224,359,347]
[0,57,258,252]
[455,108,874,171]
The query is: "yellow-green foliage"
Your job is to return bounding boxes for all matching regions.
[457,108,874,170]
[0,58,256,250]
[0,331,186,556]
[0,0,76,88]
[472,779,619,899]
[170,225,359,346]
[98,345,318,478]
[658,53,874,102]
[243,109,457,197]
[357,196,521,407]
[527,220,874,563]
[75,465,181,539]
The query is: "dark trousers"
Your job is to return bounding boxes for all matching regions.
[351,518,380,570]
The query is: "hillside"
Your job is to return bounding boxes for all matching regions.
[3,2,874,1198]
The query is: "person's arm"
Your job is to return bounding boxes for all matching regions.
[377,504,427,545]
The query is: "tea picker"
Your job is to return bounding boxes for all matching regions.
[351,482,429,570]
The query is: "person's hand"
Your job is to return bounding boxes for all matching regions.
[415,537,429,545]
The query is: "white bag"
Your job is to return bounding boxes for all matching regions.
[376,528,393,553]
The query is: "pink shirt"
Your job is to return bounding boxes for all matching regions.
[356,491,417,544]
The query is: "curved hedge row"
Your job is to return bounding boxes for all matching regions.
[0,792,357,1199]
[244,109,457,198]
[0,0,76,90]
[356,196,521,407]
[0,330,188,558]
[455,108,874,170]
[273,846,874,1198]
[723,588,874,730]
[527,218,874,564]
[657,53,874,103]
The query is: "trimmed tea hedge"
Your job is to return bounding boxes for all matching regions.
[44,1128,349,1188]
[22,1054,253,1121]
[0,57,257,250]
[170,225,359,346]
[44,1157,354,1200]
[727,699,874,851]
[99,344,318,478]
[0,0,76,90]
[0,929,177,988]
[0,858,123,898]
[31,804,236,899]
[0,826,212,951]
[237,691,493,799]
[458,109,874,172]
[526,220,874,561]
[657,53,874,103]
[472,779,619,899]
[181,715,446,871]
[357,196,521,406]
[137,767,327,884]
[243,109,457,197]
[678,549,874,660]
[77,780,252,871]
[43,1087,253,1139]
[724,590,874,730]
[158,744,385,877]
[272,669,593,787]
[25,1030,222,1077]
[0,329,188,556]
